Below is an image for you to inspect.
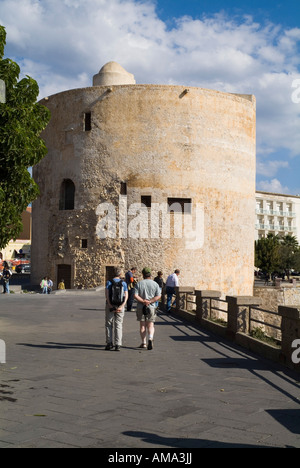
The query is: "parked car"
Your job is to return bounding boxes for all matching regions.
[15,264,31,274]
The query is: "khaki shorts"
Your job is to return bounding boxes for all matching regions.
[136,305,157,322]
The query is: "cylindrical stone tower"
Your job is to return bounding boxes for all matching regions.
[32,62,256,295]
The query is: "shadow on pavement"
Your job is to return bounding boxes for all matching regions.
[122,430,284,448]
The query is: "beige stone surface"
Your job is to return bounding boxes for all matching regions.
[93,61,136,86]
[254,286,300,312]
[32,68,256,294]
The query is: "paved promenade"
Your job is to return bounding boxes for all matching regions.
[0,289,300,448]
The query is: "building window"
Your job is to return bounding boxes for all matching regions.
[84,112,92,131]
[141,195,151,208]
[81,239,88,249]
[59,179,75,210]
[120,182,127,195]
[167,198,192,214]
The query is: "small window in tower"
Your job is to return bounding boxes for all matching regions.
[84,112,92,131]
[81,239,88,249]
[59,179,75,210]
[141,195,152,208]
[167,198,192,214]
[120,182,127,195]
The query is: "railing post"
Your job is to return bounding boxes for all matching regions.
[278,305,300,370]
[175,286,181,313]
[226,296,261,339]
[195,290,221,324]
[175,287,195,313]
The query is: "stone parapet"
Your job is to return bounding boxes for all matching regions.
[195,290,222,323]
[226,295,261,336]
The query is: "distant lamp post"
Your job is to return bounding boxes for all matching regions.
[0,79,6,103]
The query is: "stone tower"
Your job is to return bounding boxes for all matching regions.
[32,62,256,294]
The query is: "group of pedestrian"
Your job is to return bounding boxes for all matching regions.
[105,267,180,352]
[40,277,65,293]
[0,261,12,294]
[0,263,66,295]
[40,276,54,294]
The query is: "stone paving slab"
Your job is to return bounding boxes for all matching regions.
[0,291,300,448]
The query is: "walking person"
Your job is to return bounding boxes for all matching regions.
[40,277,49,294]
[105,267,128,351]
[154,271,164,308]
[48,278,53,294]
[134,267,161,350]
[165,269,180,313]
[1,262,12,294]
[125,266,137,311]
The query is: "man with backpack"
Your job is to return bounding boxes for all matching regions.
[105,267,128,351]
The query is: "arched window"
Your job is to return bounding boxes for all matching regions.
[59,179,75,210]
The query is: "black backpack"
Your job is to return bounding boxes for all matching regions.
[110,279,124,306]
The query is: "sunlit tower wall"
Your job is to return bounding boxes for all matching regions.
[32,62,256,294]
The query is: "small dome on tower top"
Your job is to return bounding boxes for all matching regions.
[93,61,136,86]
[98,62,127,74]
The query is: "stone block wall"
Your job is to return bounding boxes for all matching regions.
[254,286,300,312]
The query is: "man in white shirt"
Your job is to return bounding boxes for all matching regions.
[165,269,180,313]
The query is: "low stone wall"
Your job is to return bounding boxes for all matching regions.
[254,285,300,312]
[162,287,300,371]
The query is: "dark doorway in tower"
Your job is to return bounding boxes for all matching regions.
[105,266,116,285]
[57,264,71,289]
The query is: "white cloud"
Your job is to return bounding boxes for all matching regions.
[0,0,300,164]
[257,178,290,194]
[256,160,289,177]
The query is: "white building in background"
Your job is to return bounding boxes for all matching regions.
[255,191,300,242]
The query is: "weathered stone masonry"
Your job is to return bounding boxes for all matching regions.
[31,62,256,294]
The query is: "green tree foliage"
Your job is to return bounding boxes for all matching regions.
[255,234,300,279]
[255,234,280,275]
[0,25,50,249]
[278,235,300,279]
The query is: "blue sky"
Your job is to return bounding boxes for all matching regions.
[156,0,300,28]
[0,0,300,195]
